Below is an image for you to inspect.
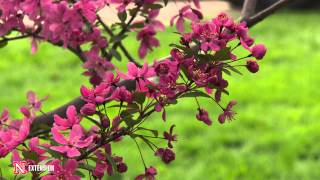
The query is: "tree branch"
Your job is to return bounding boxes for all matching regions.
[97,16,141,67]
[241,0,257,20]
[242,0,294,27]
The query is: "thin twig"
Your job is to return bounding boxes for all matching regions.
[97,16,141,67]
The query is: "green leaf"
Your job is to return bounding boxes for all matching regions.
[38,146,62,159]
[179,90,212,99]
[133,92,146,104]
[212,47,231,61]
[135,135,155,151]
[224,64,243,75]
[129,7,139,16]
[169,44,194,55]
[123,115,136,127]
[75,170,86,178]
[22,151,39,162]
[110,49,122,61]
[78,163,95,171]
[125,103,140,114]
[130,22,145,29]
[197,54,216,64]
[117,11,127,22]
[136,127,158,137]
[145,3,163,9]
[0,41,8,49]
[163,0,169,6]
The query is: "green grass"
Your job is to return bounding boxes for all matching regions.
[1,11,320,179]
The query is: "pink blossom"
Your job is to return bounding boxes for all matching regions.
[41,159,80,180]
[117,62,155,92]
[26,91,48,115]
[163,125,177,148]
[218,100,237,124]
[155,148,175,164]
[196,108,212,126]
[137,26,160,58]
[112,86,133,103]
[135,166,157,180]
[0,118,30,157]
[50,125,93,157]
[54,105,81,130]
[170,5,200,33]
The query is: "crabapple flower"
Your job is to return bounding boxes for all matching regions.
[251,44,267,60]
[41,159,80,180]
[0,118,30,157]
[50,125,93,157]
[196,108,212,126]
[170,5,200,33]
[218,100,237,124]
[164,125,177,148]
[155,148,175,164]
[54,105,81,130]
[246,60,259,73]
[80,103,97,116]
[117,62,155,92]
[26,91,48,116]
[135,166,157,180]
[137,26,160,58]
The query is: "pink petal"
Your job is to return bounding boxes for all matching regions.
[176,17,185,33]
[27,91,36,104]
[51,128,68,145]
[29,137,39,151]
[69,124,83,139]
[54,115,70,128]
[75,136,93,148]
[50,146,69,153]
[127,62,139,77]
[67,148,81,158]
[31,38,38,54]
[180,5,191,13]
[66,105,79,125]
[138,43,148,59]
[41,175,57,180]
[184,12,199,22]
[170,15,179,27]
[64,159,78,173]
[193,0,201,8]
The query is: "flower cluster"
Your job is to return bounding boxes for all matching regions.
[0,0,267,179]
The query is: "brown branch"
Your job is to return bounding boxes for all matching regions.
[0,34,31,44]
[241,0,257,20]
[242,0,295,27]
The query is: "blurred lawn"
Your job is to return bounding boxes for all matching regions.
[1,11,320,179]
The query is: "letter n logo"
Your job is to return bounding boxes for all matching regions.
[13,161,28,174]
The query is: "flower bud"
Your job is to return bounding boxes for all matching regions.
[117,163,128,173]
[101,116,110,128]
[80,103,96,116]
[246,60,259,73]
[251,44,266,60]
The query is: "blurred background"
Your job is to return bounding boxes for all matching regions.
[1,0,320,179]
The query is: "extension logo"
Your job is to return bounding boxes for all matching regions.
[13,161,54,175]
[13,161,28,174]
